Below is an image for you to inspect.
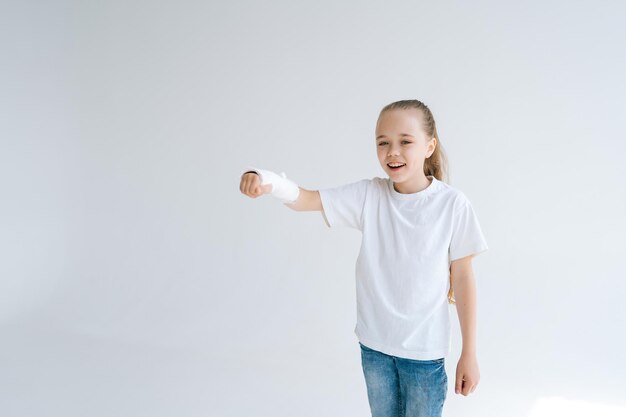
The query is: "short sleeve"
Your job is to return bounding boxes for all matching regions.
[449,194,489,261]
[318,179,370,230]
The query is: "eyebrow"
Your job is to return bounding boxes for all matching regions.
[376,134,414,140]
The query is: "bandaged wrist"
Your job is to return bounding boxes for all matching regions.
[241,166,300,204]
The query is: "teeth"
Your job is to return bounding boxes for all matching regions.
[388,163,405,167]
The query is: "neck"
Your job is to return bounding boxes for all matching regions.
[393,174,432,194]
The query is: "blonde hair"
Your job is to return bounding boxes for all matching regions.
[378,99,456,305]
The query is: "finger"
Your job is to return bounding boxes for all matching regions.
[463,381,471,396]
[246,180,260,195]
[248,185,259,197]
[463,380,475,396]
[455,379,463,394]
[250,179,262,195]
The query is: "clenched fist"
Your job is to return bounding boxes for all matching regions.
[240,172,273,198]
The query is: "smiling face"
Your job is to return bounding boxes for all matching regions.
[375,108,437,184]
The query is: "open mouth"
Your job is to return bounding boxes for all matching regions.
[387,163,406,171]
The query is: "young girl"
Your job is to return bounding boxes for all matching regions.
[239,99,488,417]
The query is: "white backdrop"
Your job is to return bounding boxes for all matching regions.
[1,0,625,416]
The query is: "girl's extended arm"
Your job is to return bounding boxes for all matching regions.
[240,168,328,223]
[285,188,330,227]
[284,188,323,212]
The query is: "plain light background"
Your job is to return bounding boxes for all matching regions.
[1,0,625,416]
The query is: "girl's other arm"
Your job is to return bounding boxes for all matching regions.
[450,255,477,355]
[450,255,480,396]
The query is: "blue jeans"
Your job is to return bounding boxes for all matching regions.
[359,342,447,417]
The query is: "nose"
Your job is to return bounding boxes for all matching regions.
[387,144,400,157]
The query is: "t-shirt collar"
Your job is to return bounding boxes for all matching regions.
[387,175,441,201]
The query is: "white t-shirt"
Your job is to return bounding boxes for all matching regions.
[318,175,488,360]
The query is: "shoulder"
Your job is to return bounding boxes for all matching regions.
[371,176,387,187]
[435,180,470,208]
[353,177,376,191]
[320,177,372,191]
[348,177,377,186]
[369,176,393,194]
[346,176,386,190]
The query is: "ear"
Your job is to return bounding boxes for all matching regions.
[427,137,437,157]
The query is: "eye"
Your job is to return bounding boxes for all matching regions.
[377,141,412,146]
